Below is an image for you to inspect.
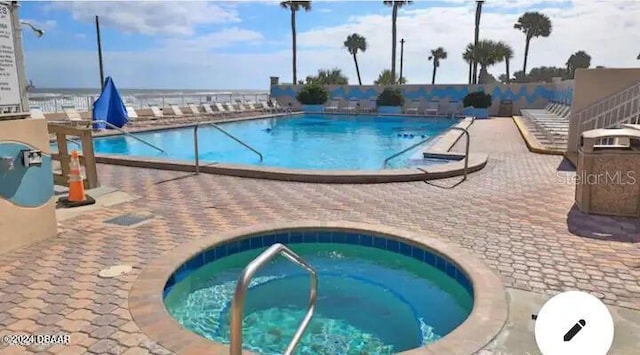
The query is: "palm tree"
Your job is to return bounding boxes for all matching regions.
[428,47,447,84]
[344,33,367,86]
[383,1,412,83]
[466,40,500,84]
[280,1,312,84]
[463,47,474,84]
[375,69,407,85]
[514,11,552,74]
[566,51,591,79]
[494,41,514,83]
[472,1,485,84]
[636,52,639,60]
[305,68,349,85]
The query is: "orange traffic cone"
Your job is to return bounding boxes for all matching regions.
[59,150,95,207]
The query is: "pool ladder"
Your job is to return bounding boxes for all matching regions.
[383,115,474,182]
[229,243,318,355]
[193,121,263,174]
[48,119,167,155]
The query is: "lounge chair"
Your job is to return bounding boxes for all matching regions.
[149,104,163,118]
[187,103,201,115]
[446,100,462,116]
[268,99,290,113]
[223,103,238,115]
[254,102,272,113]
[62,105,83,122]
[125,106,138,120]
[29,106,45,119]
[424,101,440,116]
[341,99,358,114]
[168,105,183,116]
[404,100,421,115]
[324,99,340,113]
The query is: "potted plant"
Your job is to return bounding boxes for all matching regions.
[296,83,329,112]
[376,87,405,114]
[462,91,492,119]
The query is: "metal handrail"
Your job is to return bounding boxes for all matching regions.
[383,135,440,168]
[383,126,471,182]
[230,243,318,355]
[450,127,471,181]
[48,119,166,154]
[194,121,263,174]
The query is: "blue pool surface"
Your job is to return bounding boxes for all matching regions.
[86,114,458,170]
[164,232,473,354]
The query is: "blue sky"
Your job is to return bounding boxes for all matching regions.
[19,0,640,90]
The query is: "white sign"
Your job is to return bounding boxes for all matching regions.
[0,3,21,107]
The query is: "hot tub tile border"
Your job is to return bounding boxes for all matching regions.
[164,230,475,297]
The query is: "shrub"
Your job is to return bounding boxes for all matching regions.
[463,91,492,108]
[376,87,405,107]
[296,83,329,105]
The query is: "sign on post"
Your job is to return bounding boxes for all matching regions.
[0,2,22,113]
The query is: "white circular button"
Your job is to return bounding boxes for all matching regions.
[534,291,614,355]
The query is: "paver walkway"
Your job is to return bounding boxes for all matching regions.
[1,118,638,354]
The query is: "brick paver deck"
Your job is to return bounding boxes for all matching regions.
[1,117,639,354]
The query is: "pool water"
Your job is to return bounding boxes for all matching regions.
[86,114,458,170]
[164,244,473,354]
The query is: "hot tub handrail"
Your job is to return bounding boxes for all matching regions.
[230,243,318,355]
[193,121,263,174]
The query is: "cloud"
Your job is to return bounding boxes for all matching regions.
[53,1,240,36]
[75,33,87,40]
[162,27,265,49]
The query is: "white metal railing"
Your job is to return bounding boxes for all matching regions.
[230,243,317,355]
[577,81,640,141]
[28,92,271,113]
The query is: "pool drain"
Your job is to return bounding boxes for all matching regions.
[98,264,133,278]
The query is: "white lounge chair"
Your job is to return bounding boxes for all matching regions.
[187,103,201,115]
[168,105,183,116]
[62,105,82,122]
[149,104,163,118]
[341,99,358,114]
[424,101,440,116]
[29,106,45,119]
[324,99,340,113]
[125,106,138,120]
[404,100,421,115]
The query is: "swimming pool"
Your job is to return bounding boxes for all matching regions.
[91,114,459,170]
[163,230,473,354]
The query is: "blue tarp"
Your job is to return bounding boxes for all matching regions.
[92,77,128,129]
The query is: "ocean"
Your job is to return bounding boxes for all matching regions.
[27,88,271,113]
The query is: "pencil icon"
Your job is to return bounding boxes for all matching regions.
[564,319,586,342]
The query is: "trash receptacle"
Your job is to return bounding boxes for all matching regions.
[498,100,513,117]
[575,128,640,217]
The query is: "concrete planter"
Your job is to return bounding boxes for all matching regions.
[463,107,489,119]
[302,104,325,113]
[378,106,402,114]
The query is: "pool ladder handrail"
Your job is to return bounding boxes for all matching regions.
[382,126,472,182]
[229,243,318,355]
[193,121,263,174]
[88,120,167,155]
[48,120,167,155]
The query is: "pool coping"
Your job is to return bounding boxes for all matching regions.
[129,221,508,355]
[90,117,486,184]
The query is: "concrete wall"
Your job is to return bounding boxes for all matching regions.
[567,68,640,153]
[270,81,574,116]
[0,118,57,254]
